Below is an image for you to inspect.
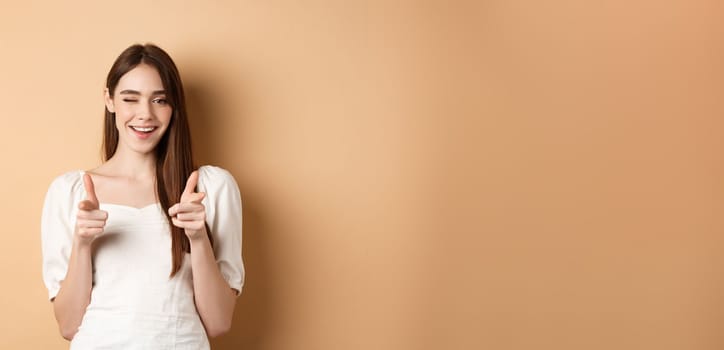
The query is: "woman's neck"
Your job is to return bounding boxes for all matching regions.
[100,147,157,180]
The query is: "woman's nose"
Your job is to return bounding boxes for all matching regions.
[137,101,155,120]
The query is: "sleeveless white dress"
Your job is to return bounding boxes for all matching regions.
[41,165,244,349]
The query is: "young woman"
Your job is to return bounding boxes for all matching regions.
[40,43,244,349]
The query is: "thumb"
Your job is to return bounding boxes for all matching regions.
[181,170,199,199]
[83,173,99,208]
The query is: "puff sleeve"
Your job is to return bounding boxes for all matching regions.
[40,171,83,301]
[197,165,245,296]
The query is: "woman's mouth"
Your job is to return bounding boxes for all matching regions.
[129,126,158,139]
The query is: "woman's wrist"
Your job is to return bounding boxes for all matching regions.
[187,228,211,246]
[72,235,94,251]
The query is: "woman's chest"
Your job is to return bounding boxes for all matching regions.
[90,205,177,281]
[90,174,159,209]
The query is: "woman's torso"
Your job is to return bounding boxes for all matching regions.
[70,170,209,350]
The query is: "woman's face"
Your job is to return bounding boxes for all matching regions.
[104,63,172,155]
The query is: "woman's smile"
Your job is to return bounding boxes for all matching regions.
[128,125,158,139]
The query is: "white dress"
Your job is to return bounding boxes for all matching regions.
[41,165,245,349]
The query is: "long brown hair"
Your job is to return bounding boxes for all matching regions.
[102,43,211,277]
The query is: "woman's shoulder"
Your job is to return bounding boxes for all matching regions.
[197,165,240,192]
[198,165,236,182]
[43,169,86,206]
[47,169,84,192]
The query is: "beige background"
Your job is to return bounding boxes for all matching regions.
[1,1,722,349]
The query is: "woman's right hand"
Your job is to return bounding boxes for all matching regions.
[75,173,108,245]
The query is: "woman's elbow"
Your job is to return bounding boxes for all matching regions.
[55,311,79,341]
[59,326,77,341]
[206,322,232,338]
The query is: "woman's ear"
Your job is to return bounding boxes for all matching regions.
[104,88,115,113]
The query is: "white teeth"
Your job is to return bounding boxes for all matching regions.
[131,126,155,132]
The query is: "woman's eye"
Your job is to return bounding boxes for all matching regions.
[153,98,168,105]
[123,99,138,102]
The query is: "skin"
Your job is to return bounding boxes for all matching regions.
[52,63,237,340]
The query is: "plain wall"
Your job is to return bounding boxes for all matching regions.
[1,1,722,349]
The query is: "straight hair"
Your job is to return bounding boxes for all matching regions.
[102,43,212,277]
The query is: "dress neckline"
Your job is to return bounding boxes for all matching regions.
[99,202,162,211]
[77,170,162,212]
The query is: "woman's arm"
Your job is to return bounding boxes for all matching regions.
[52,238,94,340]
[52,174,107,340]
[170,170,238,337]
[189,232,237,337]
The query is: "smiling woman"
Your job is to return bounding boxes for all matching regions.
[105,64,172,148]
[40,43,244,349]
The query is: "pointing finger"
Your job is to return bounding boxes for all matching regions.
[182,170,199,199]
[83,173,99,208]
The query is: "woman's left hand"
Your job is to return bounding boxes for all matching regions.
[169,170,207,240]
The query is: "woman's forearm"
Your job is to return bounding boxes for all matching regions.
[189,233,237,337]
[52,238,93,340]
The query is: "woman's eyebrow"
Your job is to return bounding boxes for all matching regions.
[119,89,166,95]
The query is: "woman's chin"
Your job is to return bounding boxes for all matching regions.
[118,140,159,155]
[133,144,159,155]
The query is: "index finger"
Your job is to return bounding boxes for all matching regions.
[83,173,99,207]
[182,170,199,197]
